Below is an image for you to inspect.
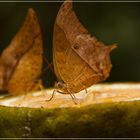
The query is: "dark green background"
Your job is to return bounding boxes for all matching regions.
[0,1,139,87]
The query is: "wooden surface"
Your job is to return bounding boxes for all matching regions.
[0,83,140,108]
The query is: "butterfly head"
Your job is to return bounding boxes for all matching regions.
[55,82,69,93]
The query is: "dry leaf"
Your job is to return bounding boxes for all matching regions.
[53,0,117,93]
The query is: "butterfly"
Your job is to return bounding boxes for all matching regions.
[0,8,43,95]
[53,0,117,96]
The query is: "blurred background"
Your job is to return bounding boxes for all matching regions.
[0,1,139,87]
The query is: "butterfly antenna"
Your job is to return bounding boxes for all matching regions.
[42,62,53,74]
[43,55,54,73]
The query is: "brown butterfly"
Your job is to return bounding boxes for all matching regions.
[53,0,117,96]
[0,8,43,95]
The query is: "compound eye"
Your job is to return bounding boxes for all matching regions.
[55,82,63,88]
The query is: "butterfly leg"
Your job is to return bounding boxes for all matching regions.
[69,93,78,104]
[45,89,56,101]
[85,88,88,94]
[77,82,88,94]
[45,82,67,102]
[80,83,88,94]
[65,88,78,104]
[83,86,88,94]
[54,89,78,104]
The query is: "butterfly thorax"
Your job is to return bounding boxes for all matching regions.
[55,81,75,94]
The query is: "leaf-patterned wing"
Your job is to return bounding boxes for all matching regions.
[7,33,43,95]
[53,0,117,93]
[0,8,42,91]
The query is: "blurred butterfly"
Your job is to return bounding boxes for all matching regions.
[0,8,43,95]
[53,0,117,98]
